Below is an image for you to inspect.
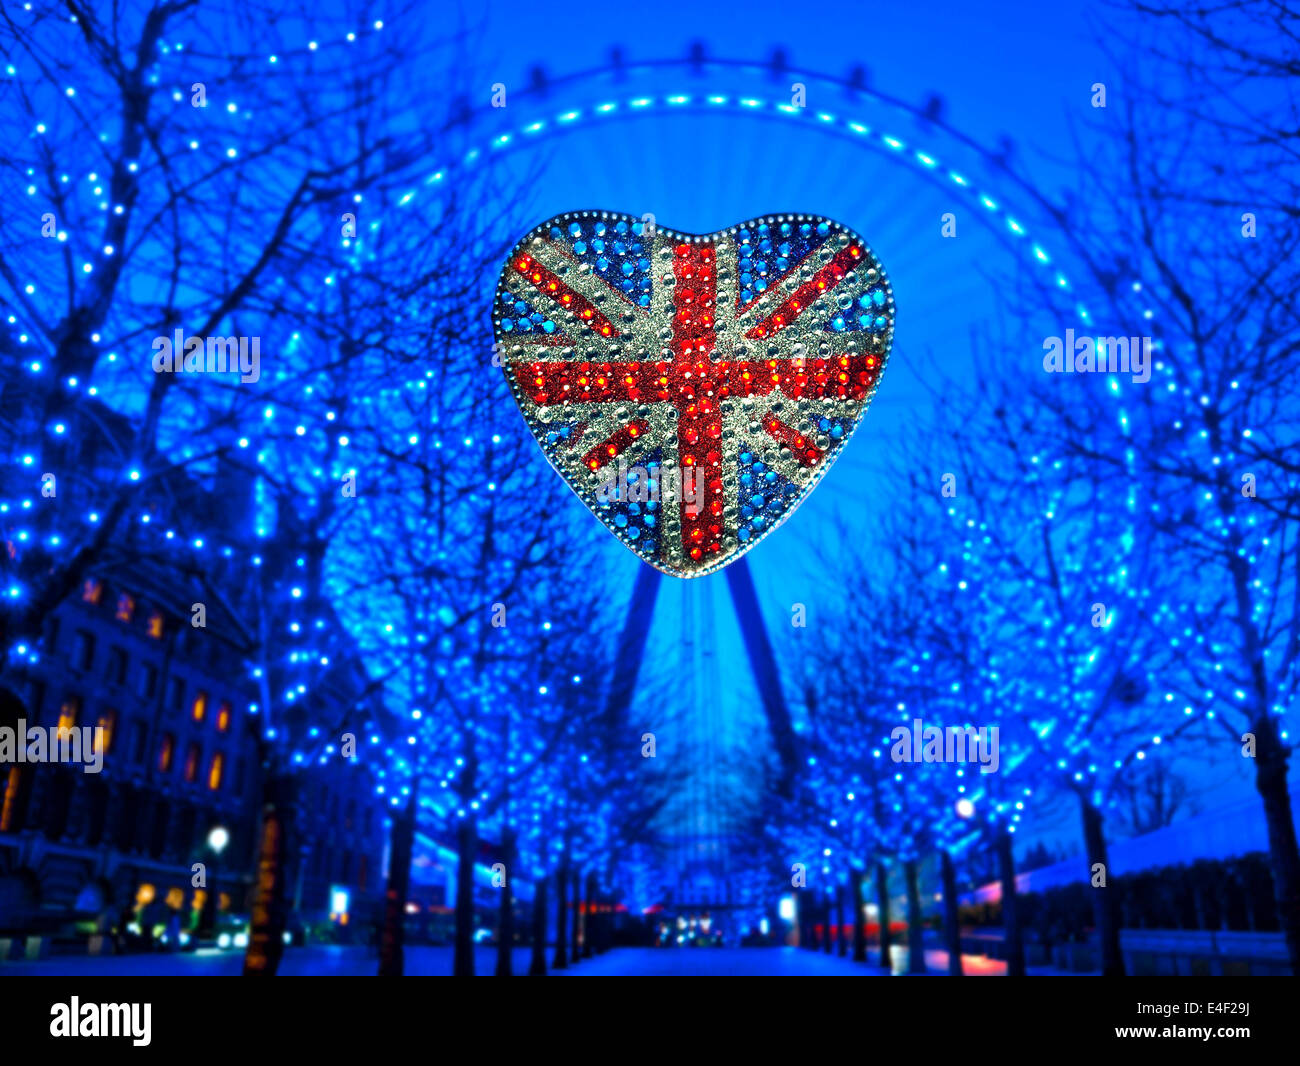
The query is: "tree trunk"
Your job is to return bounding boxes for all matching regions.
[495,826,516,977]
[941,850,963,976]
[552,864,568,970]
[836,882,847,956]
[529,876,548,976]
[996,829,1026,976]
[1253,713,1300,975]
[850,868,867,962]
[905,858,926,974]
[570,869,581,963]
[582,871,596,958]
[377,792,415,977]
[1081,796,1125,976]
[454,817,476,977]
[875,861,892,972]
[243,773,293,976]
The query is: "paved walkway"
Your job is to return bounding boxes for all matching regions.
[0,943,1084,976]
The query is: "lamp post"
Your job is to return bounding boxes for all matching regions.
[201,825,229,937]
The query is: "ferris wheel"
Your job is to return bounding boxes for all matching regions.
[408,46,1078,906]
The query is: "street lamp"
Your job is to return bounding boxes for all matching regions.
[200,825,229,938]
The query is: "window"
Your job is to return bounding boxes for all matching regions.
[207,752,224,791]
[72,630,95,671]
[106,646,127,685]
[158,733,175,773]
[128,721,148,764]
[95,710,116,755]
[167,677,185,713]
[82,579,103,605]
[191,690,207,724]
[183,741,200,783]
[57,696,79,738]
[138,663,158,700]
[147,610,165,639]
[115,593,135,623]
[216,702,231,733]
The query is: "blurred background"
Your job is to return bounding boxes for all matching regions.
[0,0,1296,977]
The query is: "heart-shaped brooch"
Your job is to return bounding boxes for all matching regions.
[493,211,895,578]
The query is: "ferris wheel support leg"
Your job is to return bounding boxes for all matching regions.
[725,556,797,797]
[604,563,663,727]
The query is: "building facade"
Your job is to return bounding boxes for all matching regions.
[0,559,389,946]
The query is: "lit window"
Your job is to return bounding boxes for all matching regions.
[116,593,135,622]
[147,611,165,639]
[95,710,116,755]
[82,579,103,605]
[57,696,79,739]
[158,734,175,773]
[216,702,231,733]
[192,691,207,723]
[208,752,224,791]
[183,742,200,783]
[1,768,21,831]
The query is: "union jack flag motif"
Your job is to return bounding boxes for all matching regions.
[493,211,896,577]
